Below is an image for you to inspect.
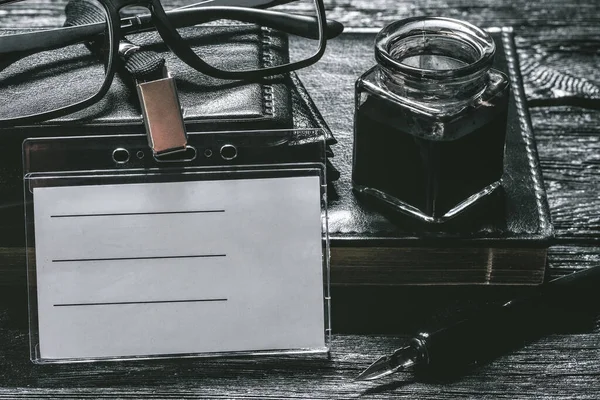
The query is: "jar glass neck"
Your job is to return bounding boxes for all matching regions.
[379,65,490,102]
[375,18,495,102]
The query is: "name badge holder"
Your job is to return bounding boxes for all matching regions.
[23,129,330,364]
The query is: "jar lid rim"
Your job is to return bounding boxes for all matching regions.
[375,17,496,79]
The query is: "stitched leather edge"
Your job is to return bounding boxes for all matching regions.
[502,29,552,234]
[260,27,274,116]
[289,72,336,143]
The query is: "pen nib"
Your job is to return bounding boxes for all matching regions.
[355,345,418,381]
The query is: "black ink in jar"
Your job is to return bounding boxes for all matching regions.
[353,17,510,223]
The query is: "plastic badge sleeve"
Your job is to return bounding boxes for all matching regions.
[23,129,330,364]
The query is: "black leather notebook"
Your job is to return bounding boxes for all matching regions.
[325,28,553,286]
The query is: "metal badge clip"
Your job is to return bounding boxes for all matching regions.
[136,68,187,157]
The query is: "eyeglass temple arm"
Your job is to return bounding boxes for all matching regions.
[125,7,343,40]
[0,7,343,59]
[173,0,297,10]
[0,23,105,60]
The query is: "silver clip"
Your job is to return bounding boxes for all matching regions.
[136,68,187,157]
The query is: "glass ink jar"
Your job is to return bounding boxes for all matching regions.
[352,17,510,224]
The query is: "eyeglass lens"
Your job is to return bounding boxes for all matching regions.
[171,0,322,73]
[0,0,110,121]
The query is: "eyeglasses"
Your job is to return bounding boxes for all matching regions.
[0,0,343,126]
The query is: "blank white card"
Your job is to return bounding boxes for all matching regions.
[33,176,325,360]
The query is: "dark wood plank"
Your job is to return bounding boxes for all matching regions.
[532,107,600,241]
[321,0,600,30]
[547,246,600,279]
[517,28,600,103]
[3,0,600,29]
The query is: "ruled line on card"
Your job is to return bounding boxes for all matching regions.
[54,298,228,307]
[52,254,227,263]
[50,210,225,218]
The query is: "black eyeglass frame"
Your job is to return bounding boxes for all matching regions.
[0,0,328,127]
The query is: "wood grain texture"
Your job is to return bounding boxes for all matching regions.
[532,107,600,241]
[0,0,599,398]
[517,28,600,104]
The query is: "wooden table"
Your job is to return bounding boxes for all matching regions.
[1,0,599,398]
